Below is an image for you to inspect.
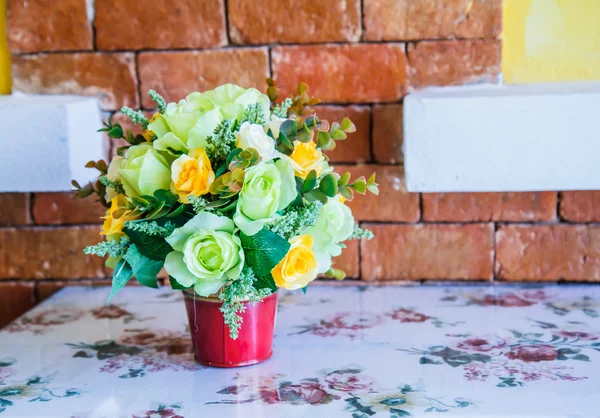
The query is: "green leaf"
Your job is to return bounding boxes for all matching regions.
[169,276,192,290]
[278,131,294,150]
[341,117,356,133]
[240,229,290,277]
[293,123,312,143]
[108,259,133,302]
[108,125,124,139]
[319,173,338,197]
[330,129,347,140]
[302,170,318,193]
[338,172,351,187]
[123,226,173,261]
[317,131,331,148]
[280,120,297,137]
[123,244,162,288]
[253,274,277,293]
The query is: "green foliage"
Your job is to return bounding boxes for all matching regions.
[121,106,149,130]
[123,220,176,237]
[219,267,273,339]
[302,170,318,193]
[98,115,124,139]
[228,148,261,171]
[319,173,338,197]
[337,172,379,202]
[108,259,133,302]
[240,229,290,277]
[123,244,162,288]
[122,224,173,261]
[316,117,356,151]
[148,89,167,114]
[206,119,237,162]
[266,201,322,241]
[117,190,181,220]
[240,103,265,125]
[349,224,374,240]
[99,176,125,195]
[325,268,346,280]
[72,159,111,207]
[210,168,245,198]
[84,237,130,258]
[272,98,292,118]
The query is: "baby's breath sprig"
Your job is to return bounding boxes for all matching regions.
[124,220,176,237]
[349,224,374,240]
[240,103,265,125]
[121,106,149,130]
[272,98,292,118]
[266,201,322,241]
[206,119,237,162]
[99,176,125,195]
[188,195,216,214]
[148,90,167,114]
[219,267,273,340]
[84,237,130,258]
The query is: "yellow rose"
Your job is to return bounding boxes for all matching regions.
[171,147,215,203]
[271,235,318,290]
[289,141,325,179]
[101,197,137,239]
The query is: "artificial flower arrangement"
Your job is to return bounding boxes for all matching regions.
[76,80,378,361]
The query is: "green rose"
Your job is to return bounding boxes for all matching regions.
[151,84,271,155]
[118,143,171,197]
[165,212,244,296]
[304,199,355,272]
[234,159,297,236]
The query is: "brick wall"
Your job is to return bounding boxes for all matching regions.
[1,0,598,327]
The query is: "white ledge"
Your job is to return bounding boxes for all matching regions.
[404,83,600,192]
[0,95,105,192]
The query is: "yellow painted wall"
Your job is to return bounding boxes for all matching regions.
[503,0,600,84]
[0,0,10,94]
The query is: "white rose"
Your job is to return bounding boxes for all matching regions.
[235,122,278,162]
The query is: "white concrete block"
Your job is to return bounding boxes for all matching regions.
[0,95,105,192]
[404,83,600,192]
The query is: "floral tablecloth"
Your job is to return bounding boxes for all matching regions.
[1,284,600,417]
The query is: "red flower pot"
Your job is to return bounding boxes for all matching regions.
[183,290,278,368]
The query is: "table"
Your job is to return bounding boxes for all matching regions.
[1,284,600,417]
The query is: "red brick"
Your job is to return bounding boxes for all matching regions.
[228,0,361,44]
[33,193,106,225]
[272,44,408,103]
[408,40,501,89]
[139,49,269,108]
[337,165,420,222]
[332,239,359,279]
[364,0,501,41]
[314,106,371,163]
[95,0,226,50]
[496,225,600,282]
[7,0,92,53]
[361,223,494,280]
[0,226,107,279]
[560,191,600,222]
[11,53,138,110]
[423,192,557,222]
[0,282,35,328]
[0,193,30,226]
[372,104,403,164]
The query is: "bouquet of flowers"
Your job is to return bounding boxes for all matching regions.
[77,80,378,339]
